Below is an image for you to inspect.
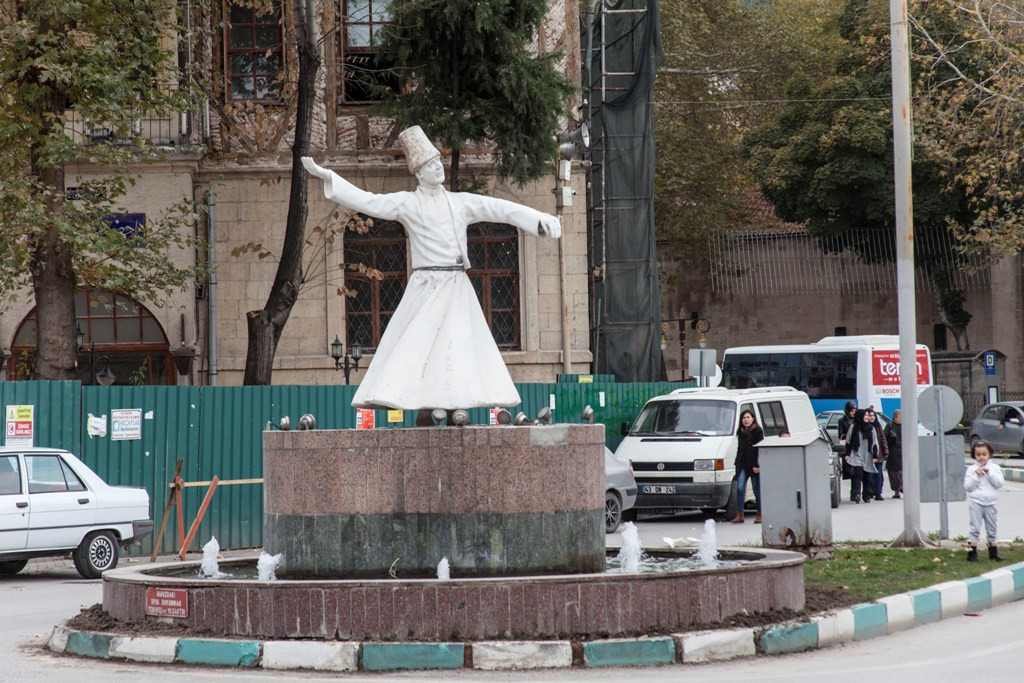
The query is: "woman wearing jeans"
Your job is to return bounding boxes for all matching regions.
[731,409,765,523]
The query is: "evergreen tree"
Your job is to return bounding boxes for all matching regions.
[375,0,573,190]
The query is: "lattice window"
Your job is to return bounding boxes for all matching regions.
[468,223,520,349]
[339,0,398,104]
[344,218,408,349]
[226,1,283,100]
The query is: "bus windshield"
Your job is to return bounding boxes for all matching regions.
[631,400,737,436]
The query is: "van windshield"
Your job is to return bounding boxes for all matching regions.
[630,400,737,436]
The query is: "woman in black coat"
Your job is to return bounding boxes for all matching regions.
[884,409,904,498]
[731,409,765,524]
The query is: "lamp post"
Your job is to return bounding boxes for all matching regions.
[330,336,362,385]
[553,122,590,376]
[75,324,116,386]
[660,315,711,383]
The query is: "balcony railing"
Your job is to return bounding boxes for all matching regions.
[63,89,198,148]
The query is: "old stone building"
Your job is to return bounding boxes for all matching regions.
[1,1,591,386]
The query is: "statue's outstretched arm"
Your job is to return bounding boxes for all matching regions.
[462,194,561,239]
[300,156,404,221]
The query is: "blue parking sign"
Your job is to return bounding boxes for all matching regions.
[983,351,996,376]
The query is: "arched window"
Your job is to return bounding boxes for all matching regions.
[7,291,175,385]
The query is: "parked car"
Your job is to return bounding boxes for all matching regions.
[616,387,819,516]
[604,447,637,533]
[818,427,843,509]
[968,402,1024,456]
[817,409,892,444]
[0,447,154,578]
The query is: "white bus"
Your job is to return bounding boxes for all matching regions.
[720,335,932,417]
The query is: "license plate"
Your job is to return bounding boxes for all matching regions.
[642,485,676,495]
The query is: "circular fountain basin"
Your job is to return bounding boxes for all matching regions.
[101,547,805,641]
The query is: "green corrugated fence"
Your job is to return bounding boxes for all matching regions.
[2,379,689,554]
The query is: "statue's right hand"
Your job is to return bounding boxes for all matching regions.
[301,156,330,180]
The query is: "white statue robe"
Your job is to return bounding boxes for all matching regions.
[318,170,551,410]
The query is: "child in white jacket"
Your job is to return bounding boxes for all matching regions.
[964,440,1005,562]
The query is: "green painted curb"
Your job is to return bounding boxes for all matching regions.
[759,622,818,654]
[64,631,111,659]
[582,637,675,667]
[175,639,261,667]
[361,643,464,671]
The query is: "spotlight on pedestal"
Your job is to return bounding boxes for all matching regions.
[431,408,448,426]
[278,416,291,431]
[495,409,512,425]
[514,411,530,426]
[535,407,552,425]
[581,405,594,424]
[298,414,316,431]
[452,409,470,426]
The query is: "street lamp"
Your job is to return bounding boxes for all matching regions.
[330,335,362,385]
[76,324,116,386]
[659,314,711,382]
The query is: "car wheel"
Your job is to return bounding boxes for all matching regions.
[831,478,841,509]
[73,531,119,579]
[605,491,623,533]
[0,559,28,575]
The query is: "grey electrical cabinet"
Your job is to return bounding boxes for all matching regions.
[758,433,833,557]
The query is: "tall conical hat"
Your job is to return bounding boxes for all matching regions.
[397,125,441,174]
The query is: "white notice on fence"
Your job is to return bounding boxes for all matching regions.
[86,413,107,438]
[111,409,142,441]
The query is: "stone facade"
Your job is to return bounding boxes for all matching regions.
[0,1,591,386]
[661,240,1024,395]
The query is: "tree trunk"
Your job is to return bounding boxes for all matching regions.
[242,0,321,385]
[450,147,461,192]
[29,10,77,380]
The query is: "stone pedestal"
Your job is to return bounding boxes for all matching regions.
[263,424,605,578]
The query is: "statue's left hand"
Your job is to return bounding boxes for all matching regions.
[537,214,561,239]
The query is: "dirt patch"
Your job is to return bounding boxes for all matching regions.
[66,604,213,638]
[804,583,858,613]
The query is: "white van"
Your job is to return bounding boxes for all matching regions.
[615,386,818,515]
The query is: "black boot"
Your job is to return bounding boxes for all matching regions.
[989,545,1004,562]
[967,546,979,562]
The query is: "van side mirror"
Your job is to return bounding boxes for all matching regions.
[621,421,630,437]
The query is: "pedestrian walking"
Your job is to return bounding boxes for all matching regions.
[844,409,878,503]
[884,410,904,498]
[964,440,1005,562]
[867,408,888,500]
[731,409,764,524]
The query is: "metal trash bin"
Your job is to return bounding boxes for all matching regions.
[759,433,834,558]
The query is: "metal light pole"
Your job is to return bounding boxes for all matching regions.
[889,0,928,547]
[330,336,362,385]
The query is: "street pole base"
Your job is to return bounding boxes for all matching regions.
[890,528,933,548]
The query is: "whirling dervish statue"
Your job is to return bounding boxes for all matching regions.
[301,125,561,414]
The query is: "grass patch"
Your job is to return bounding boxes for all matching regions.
[804,545,1024,605]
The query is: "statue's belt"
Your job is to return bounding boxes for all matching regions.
[413,265,466,272]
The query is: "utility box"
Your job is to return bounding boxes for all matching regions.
[759,433,833,558]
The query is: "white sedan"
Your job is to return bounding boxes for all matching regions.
[0,446,153,578]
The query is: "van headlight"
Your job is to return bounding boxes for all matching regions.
[694,459,724,471]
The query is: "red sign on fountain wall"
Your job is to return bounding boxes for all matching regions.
[145,587,189,618]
